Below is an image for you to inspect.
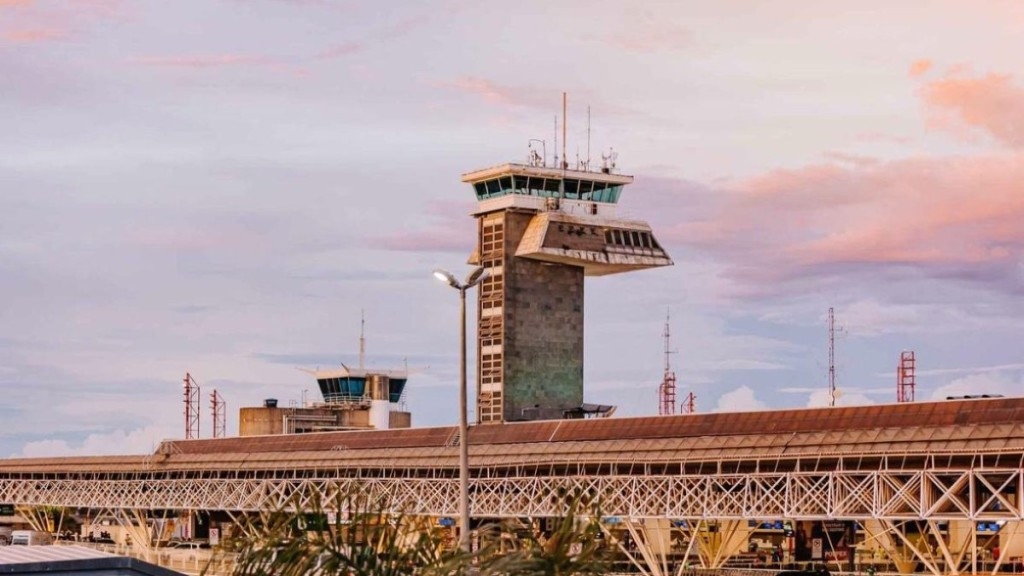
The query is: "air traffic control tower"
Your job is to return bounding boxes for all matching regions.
[463,155,672,424]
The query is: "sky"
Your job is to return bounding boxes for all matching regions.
[1,0,1023,458]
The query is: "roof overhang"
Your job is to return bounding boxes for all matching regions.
[461,163,633,186]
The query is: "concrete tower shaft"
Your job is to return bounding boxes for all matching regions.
[463,163,672,424]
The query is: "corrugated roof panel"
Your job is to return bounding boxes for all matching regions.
[146,396,1024,456]
[0,545,115,565]
[4,399,1024,476]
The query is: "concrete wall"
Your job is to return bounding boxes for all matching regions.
[239,407,285,436]
[501,211,584,422]
[389,411,412,429]
[239,406,381,436]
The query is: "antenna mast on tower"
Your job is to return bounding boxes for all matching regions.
[586,105,591,171]
[828,307,837,407]
[183,372,200,440]
[210,389,226,438]
[553,115,558,169]
[658,309,677,415]
[561,92,567,169]
[897,350,916,403]
[359,309,366,371]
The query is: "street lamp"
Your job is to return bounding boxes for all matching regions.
[433,266,488,553]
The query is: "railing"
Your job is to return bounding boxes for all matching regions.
[56,541,237,576]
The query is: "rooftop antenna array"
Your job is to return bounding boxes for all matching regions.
[897,350,916,403]
[601,148,618,174]
[529,94,607,173]
[183,372,200,440]
[210,389,226,438]
[527,139,546,167]
[658,309,678,415]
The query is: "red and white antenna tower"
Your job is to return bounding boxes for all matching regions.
[897,351,916,403]
[183,372,200,440]
[210,389,226,438]
[828,307,837,407]
[658,310,677,415]
[681,391,696,414]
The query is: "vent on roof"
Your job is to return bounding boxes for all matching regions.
[946,395,1004,400]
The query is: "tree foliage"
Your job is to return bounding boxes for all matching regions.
[222,487,610,576]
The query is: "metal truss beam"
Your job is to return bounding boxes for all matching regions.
[2,469,1023,520]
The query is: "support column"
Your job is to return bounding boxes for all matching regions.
[863,520,919,575]
[15,505,49,533]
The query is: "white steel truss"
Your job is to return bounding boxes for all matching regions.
[1,469,1023,520]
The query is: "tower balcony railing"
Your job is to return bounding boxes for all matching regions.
[475,194,619,218]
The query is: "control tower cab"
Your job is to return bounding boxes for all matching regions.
[463,158,672,424]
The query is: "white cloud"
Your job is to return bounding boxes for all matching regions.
[13,424,177,458]
[805,389,877,408]
[929,372,1023,401]
[714,386,767,412]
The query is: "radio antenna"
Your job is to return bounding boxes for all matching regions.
[828,307,837,407]
[359,309,365,370]
[553,115,558,170]
[561,92,567,169]
[586,105,591,171]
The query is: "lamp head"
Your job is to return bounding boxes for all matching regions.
[433,269,459,289]
[464,266,489,288]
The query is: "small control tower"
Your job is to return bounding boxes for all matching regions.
[462,154,672,424]
[238,318,413,435]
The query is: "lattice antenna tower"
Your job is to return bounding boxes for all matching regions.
[658,309,678,415]
[183,372,200,440]
[828,307,837,407]
[210,389,226,438]
[682,391,696,414]
[897,350,916,403]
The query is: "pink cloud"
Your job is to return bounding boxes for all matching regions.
[907,59,932,78]
[372,200,476,254]
[313,7,461,61]
[448,77,555,110]
[315,41,362,60]
[446,77,638,119]
[854,131,912,145]
[130,54,269,69]
[376,230,474,254]
[821,152,880,169]
[919,70,1024,148]
[589,9,691,53]
[129,53,311,77]
[606,26,691,53]
[0,0,125,46]
[654,152,1024,298]
[1,27,63,43]
[644,64,1024,300]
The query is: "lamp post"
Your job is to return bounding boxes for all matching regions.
[433,266,488,553]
